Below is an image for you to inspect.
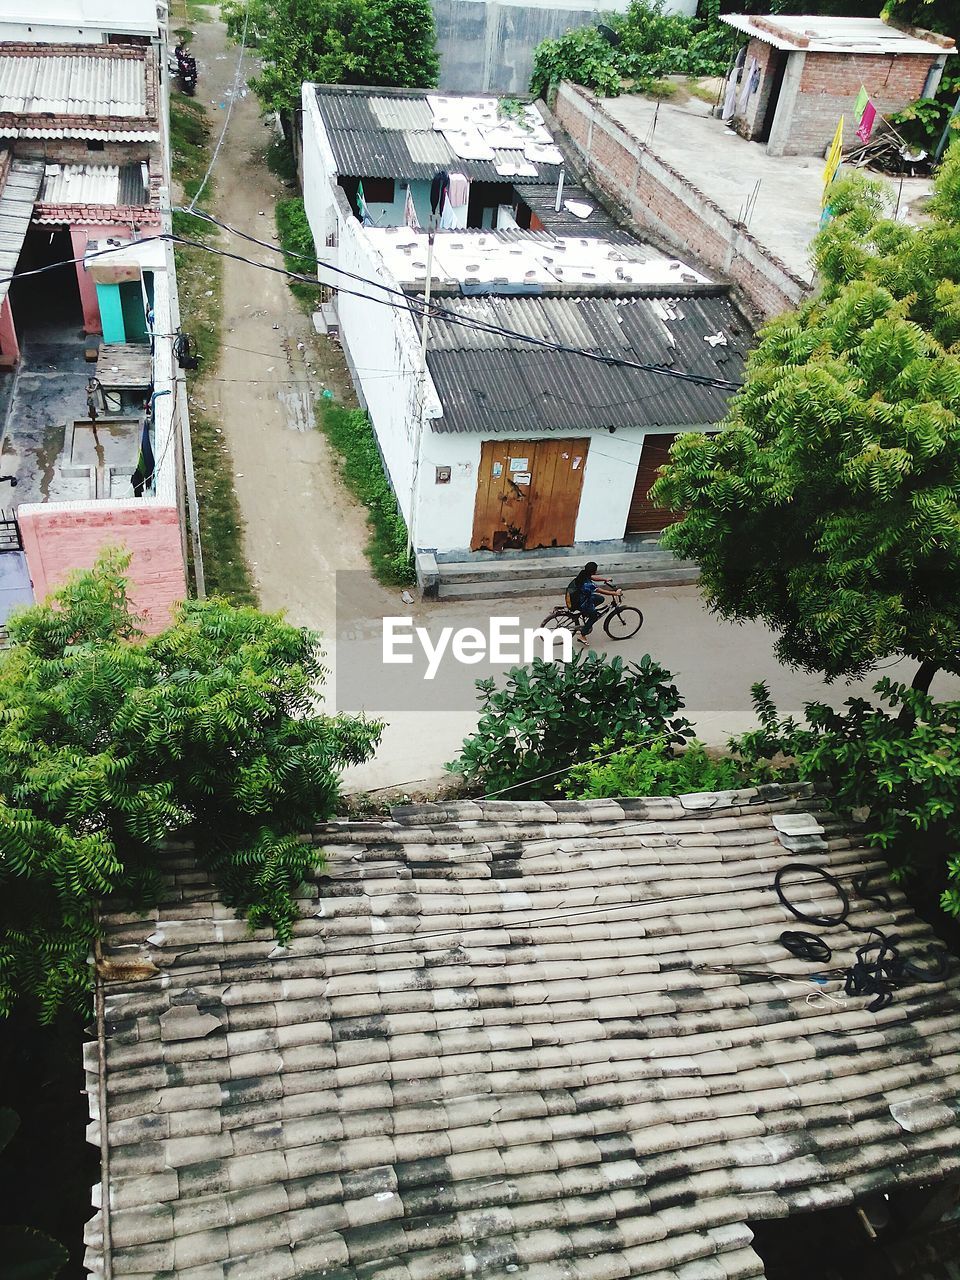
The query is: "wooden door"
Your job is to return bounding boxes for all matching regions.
[471,438,589,552]
[625,433,680,535]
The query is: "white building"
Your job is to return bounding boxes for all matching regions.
[302,84,749,591]
[0,0,164,46]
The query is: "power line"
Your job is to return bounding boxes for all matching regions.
[185,0,250,214]
[1,231,743,394]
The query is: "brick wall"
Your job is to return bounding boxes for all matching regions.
[784,50,934,155]
[734,38,778,140]
[13,139,156,166]
[552,81,809,320]
[18,500,187,634]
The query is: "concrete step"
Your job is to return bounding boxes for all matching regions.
[436,563,699,602]
[438,553,687,584]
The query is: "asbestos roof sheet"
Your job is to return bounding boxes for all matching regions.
[0,157,43,309]
[425,293,749,432]
[38,161,145,205]
[84,787,960,1280]
[0,50,147,117]
[720,13,956,54]
[313,84,561,184]
[513,180,634,242]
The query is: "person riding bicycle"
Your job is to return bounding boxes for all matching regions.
[566,562,617,644]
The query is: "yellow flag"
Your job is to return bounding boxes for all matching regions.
[822,115,844,203]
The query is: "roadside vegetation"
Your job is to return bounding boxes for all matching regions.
[315,402,415,585]
[0,553,381,1024]
[275,197,319,309]
[169,94,256,604]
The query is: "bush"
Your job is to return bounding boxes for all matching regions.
[731,680,960,919]
[316,401,415,585]
[0,553,381,1023]
[275,197,318,309]
[567,737,750,799]
[447,651,693,798]
[530,0,736,99]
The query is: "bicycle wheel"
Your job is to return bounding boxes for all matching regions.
[541,609,580,633]
[603,605,643,640]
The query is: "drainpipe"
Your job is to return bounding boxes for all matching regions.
[934,94,960,164]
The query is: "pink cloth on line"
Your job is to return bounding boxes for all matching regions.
[448,172,469,207]
[856,101,877,144]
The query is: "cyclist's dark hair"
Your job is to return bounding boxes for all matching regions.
[575,561,598,586]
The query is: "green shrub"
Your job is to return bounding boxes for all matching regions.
[316,401,415,585]
[275,197,318,309]
[447,651,693,798]
[731,679,960,919]
[530,0,736,99]
[567,737,749,799]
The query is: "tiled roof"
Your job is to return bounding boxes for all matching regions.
[85,786,960,1280]
[425,293,749,432]
[313,84,562,184]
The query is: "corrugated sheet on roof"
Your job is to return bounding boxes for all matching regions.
[314,85,560,184]
[38,162,147,206]
[426,293,748,432]
[513,180,634,243]
[0,52,146,117]
[85,788,960,1280]
[0,157,43,309]
[0,126,157,140]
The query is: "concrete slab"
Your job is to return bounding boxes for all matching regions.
[597,93,933,289]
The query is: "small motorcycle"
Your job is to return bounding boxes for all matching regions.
[173,43,198,96]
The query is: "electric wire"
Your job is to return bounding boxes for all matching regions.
[0,232,744,394]
[185,0,250,214]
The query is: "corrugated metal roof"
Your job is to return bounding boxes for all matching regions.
[38,161,146,205]
[425,294,749,432]
[0,157,43,310]
[720,13,956,53]
[0,52,146,118]
[314,85,560,184]
[513,181,634,243]
[0,126,158,140]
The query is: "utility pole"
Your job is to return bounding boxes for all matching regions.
[406,221,435,561]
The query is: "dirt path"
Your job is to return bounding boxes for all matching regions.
[188,17,396,635]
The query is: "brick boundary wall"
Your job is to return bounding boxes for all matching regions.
[552,80,811,321]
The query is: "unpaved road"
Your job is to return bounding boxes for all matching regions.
[188,17,395,635]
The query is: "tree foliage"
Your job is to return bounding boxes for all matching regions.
[566,736,750,798]
[732,680,960,920]
[0,554,381,1023]
[653,148,960,688]
[224,0,440,114]
[531,0,736,99]
[447,651,692,798]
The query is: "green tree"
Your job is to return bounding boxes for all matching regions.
[447,651,692,798]
[225,0,440,115]
[653,149,960,698]
[0,553,381,1023]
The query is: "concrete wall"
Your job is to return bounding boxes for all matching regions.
[18,500,186,633]
[433,0,696,94]
[302,85,341,276]
[553,79,809,319]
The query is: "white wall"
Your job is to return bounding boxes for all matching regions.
[302,85,342,277]
[0,0,161,40]
[335,208,444,532]
[418,425,655,552]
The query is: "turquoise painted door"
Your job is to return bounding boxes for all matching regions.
[120,281,148,342]
[96,283,125,342]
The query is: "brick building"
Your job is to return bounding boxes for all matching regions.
[718,14,956,156]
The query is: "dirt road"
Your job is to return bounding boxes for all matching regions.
[188,17,396,634]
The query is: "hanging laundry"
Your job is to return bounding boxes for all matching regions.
[721,72,738,121]
[429,170,450,216]
[403,184,419,229]
[854,85,869,121]
[445,171,470,228]
[737,58,757,113]
[131,419,155,497]
[856,101,877,144]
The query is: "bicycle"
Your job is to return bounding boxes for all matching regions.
[540,582,643,641]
